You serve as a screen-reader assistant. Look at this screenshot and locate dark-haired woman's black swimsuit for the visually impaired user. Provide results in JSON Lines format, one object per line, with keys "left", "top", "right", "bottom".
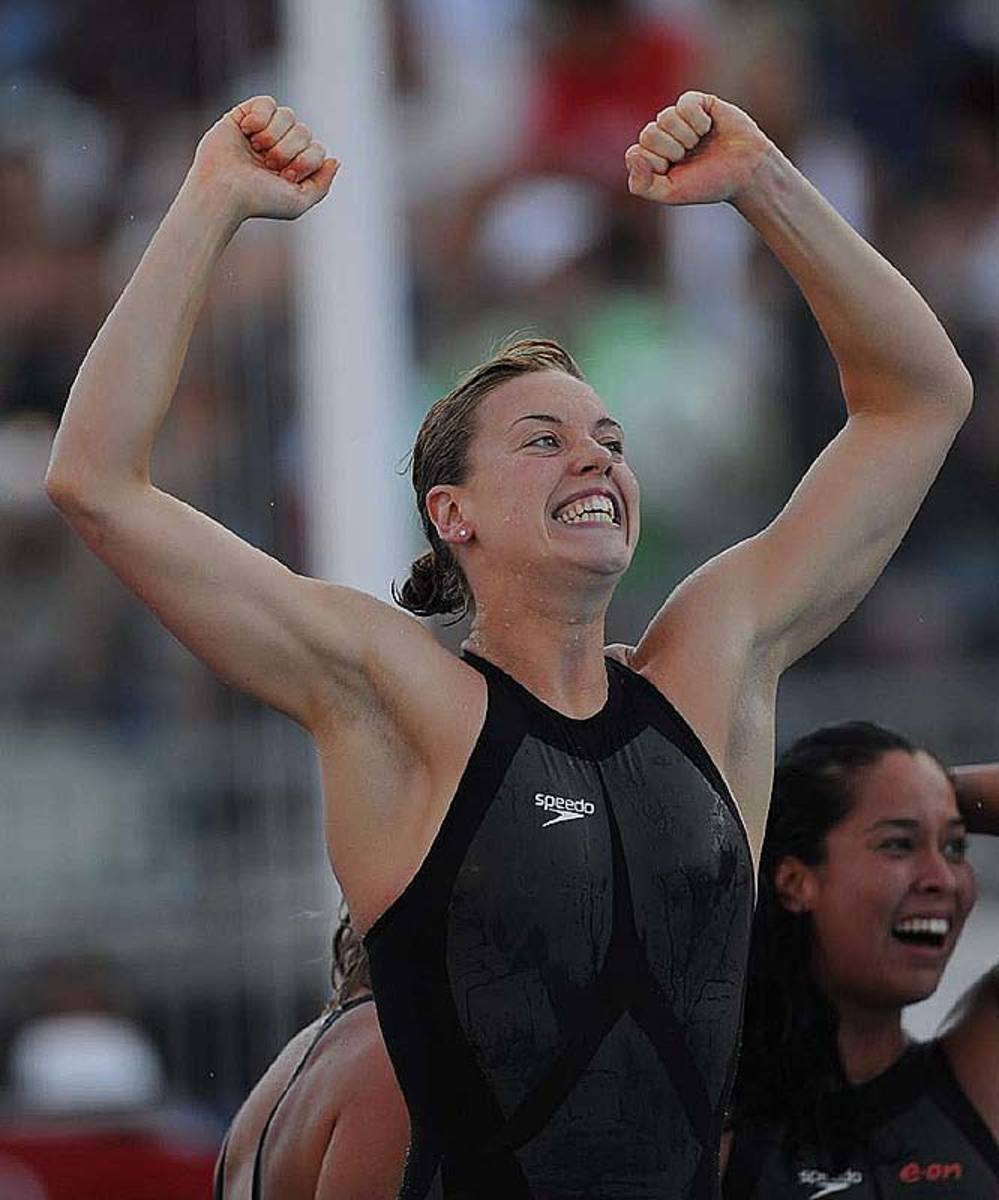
{"left": 365, "top": 651, "right": 755, "bottom": 1199}
{"left": 213, "top": 995, "right": 374, "bottom": 1200}
{"left": 724, "top": 1041, "right": 999, "bottom": 1199}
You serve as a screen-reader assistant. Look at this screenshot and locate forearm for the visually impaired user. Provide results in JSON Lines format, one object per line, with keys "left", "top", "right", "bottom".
{"left": 734, "top": 148, "right": 972, "bottom": 420}
{"left": 950, "top": 763, "right": 999, "bottom": 836}
{"left": 47, "top": 179, "right": 240, "bottom": 501}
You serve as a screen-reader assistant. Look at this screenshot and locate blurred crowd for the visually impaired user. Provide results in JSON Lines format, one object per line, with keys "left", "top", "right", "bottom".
{"left": 0, "top": 0, "right": 996, "bottom": 1163}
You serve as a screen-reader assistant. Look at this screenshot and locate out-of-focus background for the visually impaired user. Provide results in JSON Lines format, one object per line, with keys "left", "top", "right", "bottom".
{"left": 0, "top": 0, "right": 995, "bottom": 1191}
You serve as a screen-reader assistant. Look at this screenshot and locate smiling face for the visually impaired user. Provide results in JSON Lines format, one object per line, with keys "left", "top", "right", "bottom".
{"left": 785, "top": 750, "right": 977, "bottom": 1013}
{"left": 428, "top": 370, "right": 640, "bottom": 602}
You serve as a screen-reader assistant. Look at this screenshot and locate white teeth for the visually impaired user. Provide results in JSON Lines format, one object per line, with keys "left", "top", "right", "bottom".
{"left": 892, "top": 917, "right": 950, "bottom": 936}
{"left": 555, "top": 495, "right": 618, "bottom": 524}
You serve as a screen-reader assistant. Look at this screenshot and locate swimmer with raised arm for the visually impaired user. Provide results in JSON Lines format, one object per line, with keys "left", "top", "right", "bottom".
{"left": 47, "top": 91, "right": 972, "bottom": 1197}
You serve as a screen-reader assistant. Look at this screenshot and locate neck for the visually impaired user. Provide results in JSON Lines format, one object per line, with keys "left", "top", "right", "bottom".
{"left": 463, "top": 589, "right": 611, "bottom": 718}
{"left": 835, "top": 1001, "right": 908, "bottom": 1085}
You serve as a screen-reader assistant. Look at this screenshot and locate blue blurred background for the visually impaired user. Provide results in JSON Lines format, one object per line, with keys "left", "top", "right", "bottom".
{"left": 0, "top": 0, "right": 995, "bottom": 1190}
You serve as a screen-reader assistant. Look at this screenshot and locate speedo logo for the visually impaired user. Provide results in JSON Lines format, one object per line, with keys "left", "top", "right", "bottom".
{"left": 534, "top": 791, "right": 595, "bottom": 827}
{"left": 797, "top": 1168, "right": 863, "bottom": 1199}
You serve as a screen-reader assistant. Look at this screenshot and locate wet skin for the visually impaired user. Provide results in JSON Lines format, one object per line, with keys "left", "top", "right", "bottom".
{"left": 430, "top": 371, "right": 642, "bottom": 601}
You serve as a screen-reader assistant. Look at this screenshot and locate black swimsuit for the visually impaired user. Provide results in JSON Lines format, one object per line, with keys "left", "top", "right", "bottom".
{"left": 724, "top": 1041, "right": 999, "bottom": 1199}
{"left": 213, "top": 994, "right": 374, "bottom": 1200}
{"left": 365, "top": 651, "right": 755, "bottom": 1199}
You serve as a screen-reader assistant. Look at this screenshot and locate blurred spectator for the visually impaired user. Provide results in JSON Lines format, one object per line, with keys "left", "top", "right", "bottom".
{"left": 0, "top": 957, "right": 217, "bottom": 1199}
{"left": 527, "top": 0, "right": 700, "bottom": 184}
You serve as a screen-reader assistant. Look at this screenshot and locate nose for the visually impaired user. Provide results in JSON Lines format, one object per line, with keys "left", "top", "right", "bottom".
{"left": 572, "top": 437, "right": 614, "bottom": 476}
{"left": 914, "top": 846, "right": 959, "bottom": 895}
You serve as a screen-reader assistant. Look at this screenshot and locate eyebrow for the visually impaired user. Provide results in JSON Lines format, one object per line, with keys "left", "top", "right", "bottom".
{"left": 509, "top": 413, "right": 624, "bottom": 434}
{"left": 863, "top": 817, "right": 967, "bottom": 834}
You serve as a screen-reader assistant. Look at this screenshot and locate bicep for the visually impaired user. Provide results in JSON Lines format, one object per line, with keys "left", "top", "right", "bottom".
{"left": 740, "top": 409, "right": 960, "bottom": 670}
{"left": 55, "top": 481, "right": 397, "bottom": 725}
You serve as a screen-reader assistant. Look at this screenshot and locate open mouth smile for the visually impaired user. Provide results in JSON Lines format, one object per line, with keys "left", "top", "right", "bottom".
{"left": 890, "top": 915, "right": 951, "bottom": 950}
{"left": 551, "top": 491, "right": 622, "bottom": 527}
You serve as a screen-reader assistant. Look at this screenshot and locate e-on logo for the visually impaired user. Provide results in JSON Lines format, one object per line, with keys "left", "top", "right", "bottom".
{"left": 898, "top": 1161, "right": 963, "bottom": 1185}
{"left": 534, "top": 792, "right": 596, "bottom": 828}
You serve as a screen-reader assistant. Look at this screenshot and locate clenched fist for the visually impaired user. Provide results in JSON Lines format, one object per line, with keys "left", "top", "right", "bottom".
{"left": 186, "top": 96, "right": 339, "bottom": 224}
{"left": 625, "top": 92, "right": 772, "bottom": 207}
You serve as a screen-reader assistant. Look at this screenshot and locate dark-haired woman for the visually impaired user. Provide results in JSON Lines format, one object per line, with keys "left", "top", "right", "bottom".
{"left": 214, "top": 906, "right": 408, "bottom": 1200}
{"left": 47, "top": 87, "right": 972, "bottom": 1198}
{"left": 723, "top": 723, "right": 999, "bottom": 1198}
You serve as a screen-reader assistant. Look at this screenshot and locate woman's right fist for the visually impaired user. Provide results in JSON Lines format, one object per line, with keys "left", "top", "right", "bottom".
{"left": 187, "top": 96, "right": 339, "bottom": 224}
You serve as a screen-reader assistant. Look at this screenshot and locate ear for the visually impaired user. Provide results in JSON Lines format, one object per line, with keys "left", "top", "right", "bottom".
{"left": 426, "top": 485, "right": 472, "bottom": 545}
{"left": 773, "top": 856, "right": 819, "bottom": 914}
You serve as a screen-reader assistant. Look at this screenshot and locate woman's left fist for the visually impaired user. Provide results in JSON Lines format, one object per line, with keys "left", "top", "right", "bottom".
{"left": 625, "top": 91, "right": 772, "bottom": 207}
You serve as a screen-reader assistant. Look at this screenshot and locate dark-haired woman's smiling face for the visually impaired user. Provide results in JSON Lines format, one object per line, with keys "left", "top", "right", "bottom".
{"left": 804, "top": 750, "right": 977, "bottom": 1011}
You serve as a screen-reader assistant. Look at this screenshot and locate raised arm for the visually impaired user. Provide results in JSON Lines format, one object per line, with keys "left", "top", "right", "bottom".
{"left": 623, "top": 93, "right": 972, "bottom": 824}
{"left": 627, "top": 92, "right": 971, "bottom": 669}
{"left": 46, "top": 97, "right": 436, "bottom": 730}
{"left": 951, "top": 763, "right": 999, "bottom": 836}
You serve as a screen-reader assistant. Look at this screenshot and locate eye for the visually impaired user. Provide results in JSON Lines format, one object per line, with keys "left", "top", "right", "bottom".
{"left": 943, "top": 837, "right": 968, "bottom": 863}
{"left": 526, "top": 433, "right": 560, "bottom": 450}
{"left": 601, "top": 439, "right": 625, "bottom": 456}
{"left": 879, "top": 837, "right": 915, "bottom": 855}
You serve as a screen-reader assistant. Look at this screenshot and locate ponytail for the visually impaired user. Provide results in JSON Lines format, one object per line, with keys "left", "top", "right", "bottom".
{"left": 393, "top": 545, "right": 470, "bottom": 620}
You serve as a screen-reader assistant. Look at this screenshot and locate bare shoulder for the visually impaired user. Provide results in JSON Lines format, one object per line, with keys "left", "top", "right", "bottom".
{"left": 239, "top": 1002, "right": 407, "bottom": 1200}
{"left": 940, "top": 966, "right": 999, "bottom": 1139}
{"left": 219, "top": 1015, "right": 333, "bottom": 1199}
{"left": 320, "top": 999, "right": 399, "bottom": 1095}
{"left": 313, "top": 1001, "right": 410, "bottom": 1200}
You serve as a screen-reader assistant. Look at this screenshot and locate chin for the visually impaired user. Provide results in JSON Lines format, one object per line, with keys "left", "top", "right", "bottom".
{"left": 573, "top": 545, "right": 635, "bottom": 577}
{"left": 886, "top": 971, "right": 946, "bottom": 1010}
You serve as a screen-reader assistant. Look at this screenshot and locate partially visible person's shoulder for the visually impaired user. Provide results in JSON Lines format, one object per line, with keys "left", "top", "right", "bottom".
{"left": 219, "top": 1013, "right": 333, "bottom": 1199}
{"left": 253, "top": 999, "right": 407, "bottom": 1198}
{"left": 939, "top": 967, "right": 999, "bottom": 1140}
{"left": 309, "top": 998, "right": 388, "bottom": 1087}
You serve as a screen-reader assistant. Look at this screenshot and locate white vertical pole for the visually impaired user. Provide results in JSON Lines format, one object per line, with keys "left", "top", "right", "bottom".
{"left": 283, "top": 0, "right": 412, "bottom": 599}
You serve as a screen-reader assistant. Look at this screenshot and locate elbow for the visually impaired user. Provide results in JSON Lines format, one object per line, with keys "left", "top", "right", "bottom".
{"left": 44, "top": 460, "right": 78, "bottom": 512}
{"left": 907, "top": 357, "right": 973, "bottom": 435}
{"left": 44, "top": 456, "right": 93, "bottom": 516}
{"left": 45, "top": 441, "right": 146, "bottom": 519}
{"left": 949, "top": 360, "right": 974, "bottom": 427}
{"left": 934, "top": 332, "right": 974, "bottom": 424}
{"left": 917, "top": 352, "right": 973, "bottom": 430}
{"left": 44, "top": 457, "right": 121, "bottom": 524}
